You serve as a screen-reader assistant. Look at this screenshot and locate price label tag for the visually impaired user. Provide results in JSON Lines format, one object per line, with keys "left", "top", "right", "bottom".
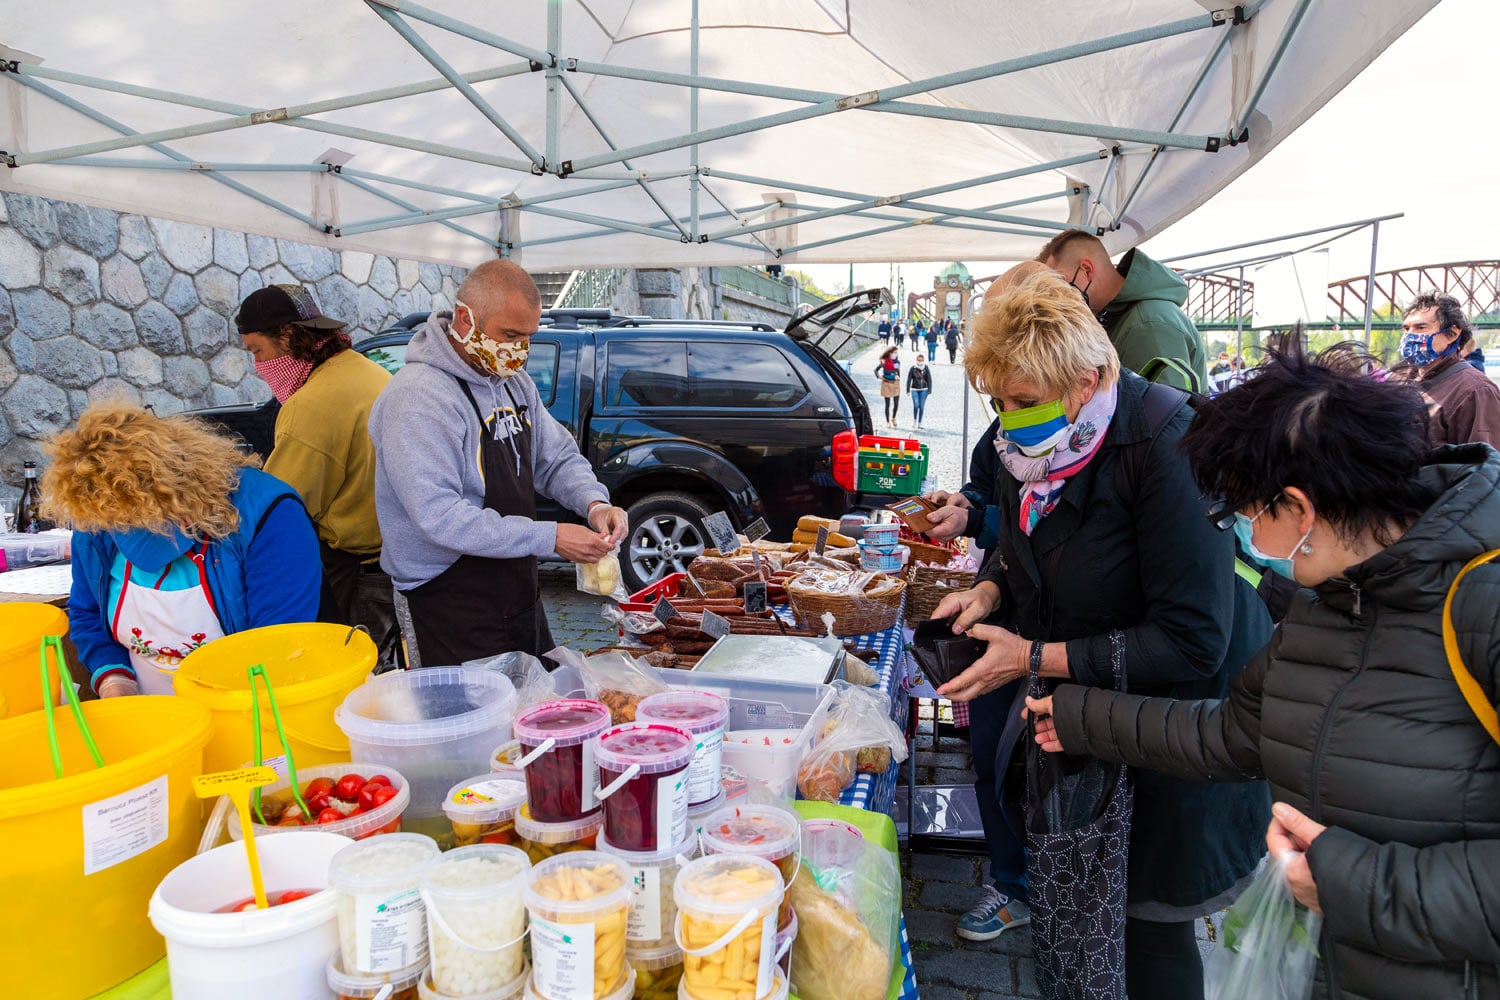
{"left": 743, "top": 581, "right": 768, "bottom": 614}
{"left": 191, "top": 766, "right": 278, "bottom": 799}
{"left": 700, "top": 609, "right": 731, "bottom": 639}
{"left": 653, "top": 597, "right": 679, "bottom": 624}
{"left": 815, "top": 525, "right": 830, "bottom": 555}
{"left": 743, "top": 517, "right": 770, "bottom": 543}
{"left": 703, "top": 511, "right": 740, "bottom": 555}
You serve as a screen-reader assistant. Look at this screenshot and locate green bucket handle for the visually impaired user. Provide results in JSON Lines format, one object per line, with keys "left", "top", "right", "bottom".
{"left": 40, "top": 635, "right": 105, "bottom": 779}
{"left": 247, "top": 663, "right": 312, "bottom": 824}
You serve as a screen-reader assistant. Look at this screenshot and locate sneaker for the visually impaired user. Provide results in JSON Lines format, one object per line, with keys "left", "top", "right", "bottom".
{"left": 956, "top": 886, "right": 1030, "bottom": 942}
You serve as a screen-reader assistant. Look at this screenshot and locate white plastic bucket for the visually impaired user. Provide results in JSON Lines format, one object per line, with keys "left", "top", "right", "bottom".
{"left": 148, "top": 831, "right": 352, "bottom": 1000}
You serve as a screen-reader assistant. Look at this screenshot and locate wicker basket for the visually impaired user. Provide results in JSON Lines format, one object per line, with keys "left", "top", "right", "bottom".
{"left": 902, "top": 539, "right": 955, "bottom": 571}
{"left": 906, "top": 564, "right": 978, "bottom": 621}
{"left": 787, "top": 573, "right": 906, "bottom": 635}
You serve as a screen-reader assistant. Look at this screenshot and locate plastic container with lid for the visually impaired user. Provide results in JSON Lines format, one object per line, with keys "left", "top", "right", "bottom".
{"left": 513, "top": 700, "right": 612, "bottom": 822}
{"left": 422, "top": 844, "right": 530, "bottom": 997}
{"left": 635, "top": 692, "right": 728, "bottom": 807}
{"left": 334, "top": 667, "right": 519, "bottom": 831}
{"left": 673, "top": 855, "right": 784, "bottom": 1000}
{"left": 515, "top": 805, "right": 604, "bottom": 865}
{"left": 676, "top": 974, "right": 787, "bottom": 1000}
{"left": 596, "top": 829, "right": 697, "bottom": 951}
{"left": 327, "top": 957, "right": 426, "bottom": 1000}
{"left": 329, "top": 832, "right": 441, "bottom": 974}
{"left": 627, "top": 944, "right": 683, "bottom": 1000}
{"left": 222, "top": 762, "right": 409, "bottom": 844}
{"left": 491, "top": 740, "right": 524, "bottom": 778}
{"left": 684, "top": 789, "right": 725, "bottom": 840}
{"left": 444, "top": 775, "right": 528, "bottom": 847}
{"left": 523, "top": 852, "right": 633, "bottom": 1000}
{"left": 523, "top": 966, "right": 636, "bottom": 1000}
{"left": 773, "top": 908, "right": 796, "bottom": 980}
{"left": 594, "top": 723, "right": 693, "bottom": 852}
{"left": 420, "top": 961, "right": 530, "bottom": 1000}
{"left": 697, "top": 805, "right": 801, "bottom": 929}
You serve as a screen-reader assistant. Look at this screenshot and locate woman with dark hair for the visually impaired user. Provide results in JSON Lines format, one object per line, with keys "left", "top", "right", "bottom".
{"left": 934, "top": 271, "right": 1272, "bottom": 999}
{"left": 1028, "top": 344, "right": 1500, "bottom": 999}
{"left": 875, "top": 344, "right": 902, "bottom": 426}
{"left": 235, "top": 284, "right": 396, "bottom": 656}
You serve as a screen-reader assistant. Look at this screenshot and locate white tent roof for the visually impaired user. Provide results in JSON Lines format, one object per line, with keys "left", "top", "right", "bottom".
{"left": 0, "top": 0, "right": 1435, "bottom": 269}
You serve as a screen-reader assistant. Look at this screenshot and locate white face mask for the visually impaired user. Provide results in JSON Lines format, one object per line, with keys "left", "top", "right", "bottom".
{"left": 452, "top": 300, "right": 530, "bottom": 379}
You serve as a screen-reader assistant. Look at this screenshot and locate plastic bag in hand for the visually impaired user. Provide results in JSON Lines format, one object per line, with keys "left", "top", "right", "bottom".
{"left": 577, "top": 545, "right": 629, "bottom": 600}
{"left": 1205, "top": 851, "right": 1322, "bottom": 1000}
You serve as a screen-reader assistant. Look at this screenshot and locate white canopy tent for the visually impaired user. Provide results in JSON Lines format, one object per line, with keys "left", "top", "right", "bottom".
{"left": 0, "top": 0, "right": 1436, "bottom": 270}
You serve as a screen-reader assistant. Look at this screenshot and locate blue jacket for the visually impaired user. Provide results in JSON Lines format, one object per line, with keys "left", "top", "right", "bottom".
{"left": 70, "top": 467, "right": 323, "bottom": 692}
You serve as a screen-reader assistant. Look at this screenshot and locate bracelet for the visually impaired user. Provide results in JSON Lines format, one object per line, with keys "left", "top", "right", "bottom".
{"left": 1029, "top": 639, "right": 1045, "bottom": 679}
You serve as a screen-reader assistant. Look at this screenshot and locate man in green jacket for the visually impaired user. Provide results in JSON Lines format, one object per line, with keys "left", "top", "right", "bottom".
{"left": 1038, "top": 229, "right": 1209, "bottom": 392}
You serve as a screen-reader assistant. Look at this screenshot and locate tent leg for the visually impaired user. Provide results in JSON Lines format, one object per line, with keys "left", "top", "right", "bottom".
{"left": 1363, "top": 220, "right": 1381, "bottom": 345}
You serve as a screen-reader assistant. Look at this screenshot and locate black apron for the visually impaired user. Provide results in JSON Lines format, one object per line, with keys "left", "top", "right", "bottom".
{"left": 404, "top": 376, "right": 554, "bottom": 665}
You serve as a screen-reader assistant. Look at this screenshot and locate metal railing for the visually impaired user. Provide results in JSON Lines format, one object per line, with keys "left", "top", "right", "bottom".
{"left": 553, "top": 268, "right": 626, "bottom": 310}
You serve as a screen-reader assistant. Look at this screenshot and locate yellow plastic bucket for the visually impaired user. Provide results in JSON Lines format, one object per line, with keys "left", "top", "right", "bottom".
{"left": 0, "top": 602, "right": 69, "bottom": 715}
{"left": 173, "top": 623, "right": 377, "bottom": 773}
{"left": 0, "top": 695, "right": 213, "bottom": 999}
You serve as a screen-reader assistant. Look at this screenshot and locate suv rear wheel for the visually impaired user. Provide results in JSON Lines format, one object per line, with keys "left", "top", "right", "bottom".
{"left": 623, "top": 492, "right": 711, "bottom": 592}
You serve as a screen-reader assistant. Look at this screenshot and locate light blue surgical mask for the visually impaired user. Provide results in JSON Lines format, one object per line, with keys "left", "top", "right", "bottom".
{"left": 1232, "top": 503, "right": 1312, "bottom": 579}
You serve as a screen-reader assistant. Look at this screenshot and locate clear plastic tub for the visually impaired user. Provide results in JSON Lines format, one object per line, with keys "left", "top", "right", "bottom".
{"left": 513, "top": 700, "right": 611, "bottom": 823}
{"left": 328, "top": 832, "right": 441, "bottom": 974}
{"left": 327, "top": 956, "right": 426, "bottom": 1000}
{"left": 523, "top": 852, "right": 633, "bottom": 1000}
{"left": 422, "top": 844, "right": 531, "bottom": 997}
{"left": 225, "top": 763, "right": 409, "bottom": 842}
{"left": 335, "top": 667, "right": 519, "bottom": 835}
{"left": 628, "top": 944, "right": 683, "bottom": 1000}
{"left": 420, "top": 961, "right": 530, "bottom": 1000}
{"left": 596, "top": 829, "right": 697, "bottom": 951}
{"left": 524, "top": 966, "right": 636, "bottom": 1000}
{"left": 685, "top": 790, "right": 726, "bottom": 840}
{"left": 491, "top": 740, "right": 524, "bottom": 778}
{"left": 697, "top": 805, "right": 801, "bottom": 929}
{"left": 634, "top": 692, "right": 728, "bottom": 807}
{"left": 444, "top": 774, "right": 528, "bottom": 847}
{"left": 515, "top": 805, "right": 604, "bottom": 865}
{"left": 673, "top": 855, "right": 784, "bottom": 1000}
{"left": 676, "top": 974, "right": 787, "bottom": 1000}
{"left": 595, "top": 724, "right": 693, "bottom": 852}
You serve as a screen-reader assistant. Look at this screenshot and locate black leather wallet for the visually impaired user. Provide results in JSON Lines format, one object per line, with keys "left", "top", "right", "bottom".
{"left": 910, "top": 615, "right": 986, "bottom": 687}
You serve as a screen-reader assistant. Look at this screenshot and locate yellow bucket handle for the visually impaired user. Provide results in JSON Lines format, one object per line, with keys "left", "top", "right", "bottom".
{"left": 247, "top": 664, "right": 312, "bottom": 823}
{"left": 40, "top": 635, "right": 105, "bottom": 779}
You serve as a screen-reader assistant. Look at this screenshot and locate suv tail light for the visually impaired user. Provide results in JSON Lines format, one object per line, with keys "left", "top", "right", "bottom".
{"left": 831, "top": 428, "right": 858, "bottom": 492}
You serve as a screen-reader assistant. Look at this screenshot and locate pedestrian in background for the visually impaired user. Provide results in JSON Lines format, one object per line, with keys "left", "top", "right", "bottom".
{"left": 907, "top": 354, "right": 933, "bottom": 429}
{"left": 945, "top": 319, "right": 961, "bottom": 363}
{"left": 875, "top": 344, "right": 902, "bottom": 426}
{"left": 925, "top": 320, "right": 940, "bottom": 361}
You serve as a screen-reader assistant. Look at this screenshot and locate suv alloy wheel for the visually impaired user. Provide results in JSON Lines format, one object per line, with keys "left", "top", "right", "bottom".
{"left": 622, "top": 491, "right": 713, "bottom": 592}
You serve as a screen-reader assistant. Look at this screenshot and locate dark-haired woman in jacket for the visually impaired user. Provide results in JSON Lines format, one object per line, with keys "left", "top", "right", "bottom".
{"left": 1029, "top": 343, "right": 1500, "bottom": 999}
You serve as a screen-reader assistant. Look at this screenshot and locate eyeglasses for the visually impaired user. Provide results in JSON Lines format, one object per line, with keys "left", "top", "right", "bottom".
{"left": 1206, "top": 493, "right": 1281, "bottom": 531}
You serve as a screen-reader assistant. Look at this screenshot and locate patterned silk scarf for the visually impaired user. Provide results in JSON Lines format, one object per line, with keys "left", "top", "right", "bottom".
{"left": 996, "top": 381, "right": 1119, "bottom": 535}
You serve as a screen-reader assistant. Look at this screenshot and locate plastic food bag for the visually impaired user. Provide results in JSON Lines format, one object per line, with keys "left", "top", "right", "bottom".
{"left": 797, "top": 682, "right": 908, "bottom": 801}
{"left": 547, "top": 647, "right": 669, "bottom": 724}
{"left": 1205, "top": 851, "right": 1322, "bottom": 1000}
{"left": 577, "top": 546, "right": 629, "bottom": 600}
{"left": 789, "top": 821, "right": 901, "bottom": 1000}
{"left": 463, "top": 651, "right": 557, "bottom": 711}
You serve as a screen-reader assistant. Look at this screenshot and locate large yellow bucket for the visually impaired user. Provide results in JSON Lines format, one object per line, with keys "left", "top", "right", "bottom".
{"left": 0, "top": 695, "right": 213, "bottom": 999}
{"left": 0, "top": 602, "right": 69, "bottom": 716}
{"left": 173, "top": 623, "right": 377, "bottom": 773}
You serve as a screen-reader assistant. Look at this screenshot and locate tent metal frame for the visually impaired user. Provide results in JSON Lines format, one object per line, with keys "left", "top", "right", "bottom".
{"left": 2, "top": 0, "right": 1288, "bottom": 260}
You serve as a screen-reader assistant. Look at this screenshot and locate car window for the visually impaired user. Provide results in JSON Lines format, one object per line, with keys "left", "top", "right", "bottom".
{"left": 606, "top": 342, "right": 689, "bottom": 407}
{"left": 526, "top": 342, "right": 559, "bottom": 406}
{"left": 363, "top": 343, "right": 406, "bottom": 375}
{"left": 688, "top": 343, "right": 807, "bottom": 407}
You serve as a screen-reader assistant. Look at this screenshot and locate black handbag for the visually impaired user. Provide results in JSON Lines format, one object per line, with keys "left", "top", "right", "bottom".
{"left": 1025, "top": 630, "right": 1133, "bottom": 1000}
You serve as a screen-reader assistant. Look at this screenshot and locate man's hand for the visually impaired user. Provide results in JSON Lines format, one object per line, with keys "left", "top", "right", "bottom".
{"left": 924, "top": 504, "right": 970, "bottom": 542}
{"left": 924, "top": 489, "right": 953, "bottom": 505}
{"left": 556, "top": 523, "right": 614, "bottom": 564}
{"left": 936, "top": 623, "right": 1027, "bottom": 702}
{"left": 588, "top": 503, "right": 629, "bottom": 546}
{"left": 1266, "top": 803, "right": 1327, "bottom": 914}
{"left": 932, "top": 582, "right": 999, "bottom": 631}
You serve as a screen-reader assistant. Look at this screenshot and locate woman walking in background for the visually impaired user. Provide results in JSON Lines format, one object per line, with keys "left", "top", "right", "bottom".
{"left": 945, "top": 319, "right": 962, "bottom": 363}
{"left": 925, "top": 320, "right": 941, "bottom": 362}
{"left": 876, "top": 344, "right": 902, "bottom": 426}
{"left": 907, "top": 354, "right": 933, "bottom": 429}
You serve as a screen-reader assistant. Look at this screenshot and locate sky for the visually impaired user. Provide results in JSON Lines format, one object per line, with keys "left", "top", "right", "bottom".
{"left": 800, "top": 0, "right": 1491, "bottom": 299}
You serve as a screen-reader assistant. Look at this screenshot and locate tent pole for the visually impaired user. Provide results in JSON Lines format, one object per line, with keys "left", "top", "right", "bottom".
{"left": 1236, "top": 265, "right": 1245, "bottom": 368}
{"left": 546, "top": 0, "right": 562, "bottom": 171}
{"left": 1363, "top": 220, "right": 1381, "bottom": 345}
{"left": 690, "top": 0, "right": 701, "bottom": 242}
{"left": 336, "top": 174, "right": 501, "bottom": 247}
{"left": 334, "top": 178, "right": 644, "bottom": 235}
{"left": 1160, "top": 214, "right": 1404, "bottom": 263}
{"left": 1236, "top": 0, "right": 1316, "bottom": 135}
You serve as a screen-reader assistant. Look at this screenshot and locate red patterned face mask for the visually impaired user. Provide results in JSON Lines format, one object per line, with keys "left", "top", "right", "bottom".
{"left": 255, "top": 354, "right": 315, "bottom": 402}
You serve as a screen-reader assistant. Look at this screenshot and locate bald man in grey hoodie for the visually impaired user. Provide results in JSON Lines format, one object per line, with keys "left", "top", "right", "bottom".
{"left": 369, "top": 261, "right": 626, "bottom": 665}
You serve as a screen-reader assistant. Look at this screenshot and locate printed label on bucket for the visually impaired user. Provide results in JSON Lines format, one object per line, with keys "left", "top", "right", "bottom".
{"left": 531, "top": 913, "right": 596, "bottom": 1000}
{"left": 581, "top": 741, "right": 599, "bottom": 814}
{"left": 626, "top": 864, "right": 663, "bottom": 942}
{"left": 685, "top": 730, "right": 724, "bottom": 804}
{"left": 354, "top": 887, "right": 428, "bottom": 973}
{"left": 657, "top": 773, "right": 688, "bottom": 847}
{"left": 81, "top": 774, "right": 168, "bottom": 876}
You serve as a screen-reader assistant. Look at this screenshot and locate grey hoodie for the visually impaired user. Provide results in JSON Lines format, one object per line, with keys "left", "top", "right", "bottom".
{"left": 369, "top": 313, "right": 609, "bottom": 589}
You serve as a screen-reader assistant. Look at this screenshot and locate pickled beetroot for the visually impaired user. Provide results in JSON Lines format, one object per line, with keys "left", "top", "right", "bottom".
{"left": 595, "top": 724, "right": 693, "bottom": 851}
{"left": 514, "top": 700, "right": 610, "bottom": 823}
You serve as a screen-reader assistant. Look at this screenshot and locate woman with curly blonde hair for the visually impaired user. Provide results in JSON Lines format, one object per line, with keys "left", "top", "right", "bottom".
{"left": 44, "top": 401, "right": 322, "bottom": 697}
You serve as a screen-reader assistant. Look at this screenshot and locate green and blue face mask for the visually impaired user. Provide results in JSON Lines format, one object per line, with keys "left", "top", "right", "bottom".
{"left": 995, "top": 398, "right": 1070, "bottom": 456}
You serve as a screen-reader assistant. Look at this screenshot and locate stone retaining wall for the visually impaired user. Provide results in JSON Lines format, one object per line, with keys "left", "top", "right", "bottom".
{"left": 0, "top": 192, "right": 469, "bottom": 492}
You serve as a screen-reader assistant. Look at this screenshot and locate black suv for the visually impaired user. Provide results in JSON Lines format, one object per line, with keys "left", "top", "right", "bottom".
{"left": 190, "top": 291, "right": 882, "bottom": 591}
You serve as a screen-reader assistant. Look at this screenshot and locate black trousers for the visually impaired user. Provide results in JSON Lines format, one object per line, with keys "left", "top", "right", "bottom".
{"left": 1126, "top": 917, "right": 1203, "bottom": 1000}
{"left": 320, "top": 542, "right": 400, "bottom": 670}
